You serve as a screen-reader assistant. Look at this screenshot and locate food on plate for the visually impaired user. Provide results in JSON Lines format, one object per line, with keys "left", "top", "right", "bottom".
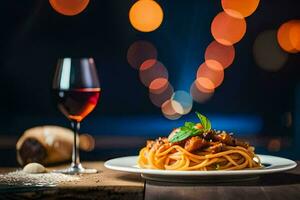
{"left": 138, "top": 112, "right": 261, "bottom": 170}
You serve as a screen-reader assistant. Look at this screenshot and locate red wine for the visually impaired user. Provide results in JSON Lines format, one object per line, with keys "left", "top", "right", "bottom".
{"left": 54, "top": 88, "right": 100, "bottom": 122}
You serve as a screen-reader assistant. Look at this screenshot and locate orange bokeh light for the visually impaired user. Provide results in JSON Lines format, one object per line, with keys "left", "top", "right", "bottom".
{"left": 49, "top": 0, "right": 90, "bottom": 16}
{"left": 127, "top": 41, "right": 158, "bottom": 70}
{"left": 267, "top": 139, "right": 281, "bottom": 152}
{"left": 196, "top": 60, "right": 224, "bottom": 90}
{"left": 139, "top": 59, "right": 168, "bottom": 87}
{"left": 149, "top": 78, "right": 169, "bottom": 94}
{"left": 205, "top": 40, "right": 235, "bottom": 69}
{"left": 80, "top": 134, "right": 95, "bottom": 152}
{"left": 190, "top": 81, "right": 214, "bottom": 103}
{"left": 149, "top": 83, "right": 174, "bottom": 107}
{"left": 195, "top": 77, "right": 215, "bottom": 93}
{"left": 129, "top": 0, "right": 164, "bottom": 32}
{"left": 221, "top": 0, "right": 260, "bottom": 19}
{"left": 211, "top": 11, "right": 246, "bottom": 46}
{"left": 161, "top": 100, "right": 182, "bottom": 120}
{"left": 277, "top": 20, "right": 300, "bottom": 53}
{"left": 290, "top": 22, "right": 300, "bottom": 51}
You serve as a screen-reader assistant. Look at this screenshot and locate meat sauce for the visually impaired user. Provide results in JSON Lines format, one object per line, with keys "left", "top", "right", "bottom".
{"left": 147, "top": 130, "right": 249, "bottom": 153}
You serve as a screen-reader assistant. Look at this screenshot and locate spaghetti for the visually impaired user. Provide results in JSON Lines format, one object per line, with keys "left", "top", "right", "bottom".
{"left": 138, "top": 129, "right": 261, "bottom": 171}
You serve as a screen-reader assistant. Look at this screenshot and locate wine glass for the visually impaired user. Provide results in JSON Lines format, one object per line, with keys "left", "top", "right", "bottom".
{"left": 52, "top": 58, "right": 100, "bottom": 174}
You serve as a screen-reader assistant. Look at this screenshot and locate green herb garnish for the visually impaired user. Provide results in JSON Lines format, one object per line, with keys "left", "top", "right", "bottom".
{"left": 196, "top": 112, "right": 211, "bottom": 131}
{"left": 169, "top": 112, "right": 212, "bottom": 143}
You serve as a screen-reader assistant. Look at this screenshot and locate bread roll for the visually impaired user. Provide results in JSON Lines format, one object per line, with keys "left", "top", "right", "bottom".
{"left": 16, "top": 126, "right": 94, "bottom": 166}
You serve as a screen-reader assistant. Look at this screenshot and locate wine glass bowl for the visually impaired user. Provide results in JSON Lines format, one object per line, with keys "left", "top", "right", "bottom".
{"left": 53, "top": 58, "right": 100, "bottom": 174}
{"left": 54, "top": 88, "right": 100, "bottom": 122}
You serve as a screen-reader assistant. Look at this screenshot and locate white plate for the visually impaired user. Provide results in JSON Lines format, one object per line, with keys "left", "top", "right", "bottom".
{"left": 104, "top": 155, "right": 297, "bottom": 182}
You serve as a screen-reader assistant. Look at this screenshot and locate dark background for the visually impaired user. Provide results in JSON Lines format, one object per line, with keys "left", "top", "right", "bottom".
{"left": 0, "top": 0, "right": 299, "bottom": 166}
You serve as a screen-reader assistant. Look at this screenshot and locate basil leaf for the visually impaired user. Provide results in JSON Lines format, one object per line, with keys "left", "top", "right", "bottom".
{"left": 184, "top": 122, "right": 195, "bottom": 128}
{"left": 169, "top": 128, "right": 202, "bottom": 143}
{"left": 195, "top": 112, "right": 211, "bottom": 131}
{"left": 168, "top": 112, "right": 211, "bottom": 143}
{"left": 169, "top": 131, "right": 191, "bottom": 143}
{"left": 205, "top": 118, "right": 211, "bottom": 131}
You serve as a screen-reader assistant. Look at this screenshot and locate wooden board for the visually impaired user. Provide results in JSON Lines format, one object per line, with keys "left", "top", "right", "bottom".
{"left": 0, "top": 162, "right": 144, "bottom": 200}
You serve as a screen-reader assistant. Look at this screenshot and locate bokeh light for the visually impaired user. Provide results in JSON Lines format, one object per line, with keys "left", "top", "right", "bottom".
{"left": 221, "top": 0, "right": 260, "bottom": 19}
{"left": 80, "top": 134, "right": 95, "bottom": 152}
{"left": 190, "top": 81, "right": 214, "bottom": 103}
{"left": 290, "top": 22, "right": 300, "bottom": 51}
{"left": 277, "top": 20, "right": 300, "bottom": 53}
{"left": 49, "top": 0, "right": 90, "bottom": 16}
{"left": 253, "top": 30, "right": 288, "bottom": 72}
{"left": 171, "top": 90, "right": 193, "bottom": 115}
{"left": 196, "top": 60, "right": 224, "bottom": 90}
{"left": 195, "top": 77, "right": 215, "bottom": 93}
{"left": 161, "top": 100, "right": 182, "bottom": 120}
{"left": 211, "top": 11, "right": 246, "bottom": 46}
{"left": 149, "top": 83, "right": 174, "bottom": 107}
{"left": 149, "top": 78, "right": 169, "bottom": 94}
{"left": 139, "top": 59, "right": 168, "bottom": 87}
{"left": 129, "top": 0, "right": 164, "bottom": 32}
{"left": 205, "top": 40, "right": 235, "bottom": 69}
{"left": 268, "top": 139, "right": 281, "bottom": 152}
{"left": 127, "top": 41, "right": 158, "bottom": 70}
{"left": 282, "top": 112, "right": 292, "bottom": 128}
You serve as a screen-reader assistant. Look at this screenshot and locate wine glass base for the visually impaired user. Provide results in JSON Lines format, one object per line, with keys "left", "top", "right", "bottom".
{"left": 53, "top": 163, "right": 98, "bottom": 174}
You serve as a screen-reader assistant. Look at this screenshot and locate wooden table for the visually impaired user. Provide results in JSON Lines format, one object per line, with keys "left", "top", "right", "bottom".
{"left": 1, "top": 162, "right": 300, "bottom": 200}
{"left": 145, "top": 161, "right": 300, "bottom": 200}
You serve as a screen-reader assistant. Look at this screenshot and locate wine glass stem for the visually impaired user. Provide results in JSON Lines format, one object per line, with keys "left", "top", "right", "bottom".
{"left": 71, "top": 121, "right": 81, "bottom": 168}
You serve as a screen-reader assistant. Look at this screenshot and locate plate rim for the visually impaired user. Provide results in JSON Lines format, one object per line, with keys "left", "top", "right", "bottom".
{"left": 104, "top": 154, "right": 297, "bottom": 176}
